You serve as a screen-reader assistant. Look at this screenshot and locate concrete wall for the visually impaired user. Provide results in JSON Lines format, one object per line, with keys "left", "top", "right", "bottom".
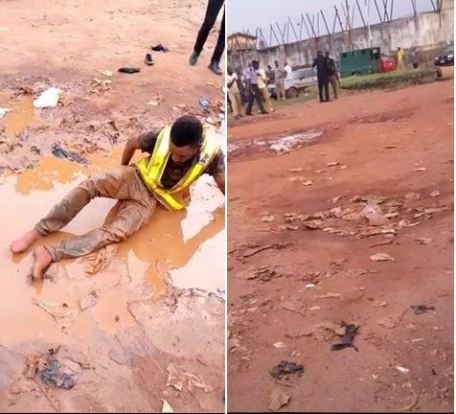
{"left": 228, "top": 1, "right": 454, "bottom": 72}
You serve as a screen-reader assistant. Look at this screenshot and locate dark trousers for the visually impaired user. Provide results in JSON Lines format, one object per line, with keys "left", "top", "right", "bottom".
{"left": 318, "top": 76, "right": 329, "bottom": 102}
{"left": 245, "top": 84, "right": 267, "bottom": 115}
{"left": 193, "top": 0, "right": 225, "bottom": 64}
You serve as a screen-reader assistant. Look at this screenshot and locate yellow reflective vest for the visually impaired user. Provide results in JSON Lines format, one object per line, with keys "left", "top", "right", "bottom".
{"left": 136, "top": 126, "right": 220, "bottom": 211}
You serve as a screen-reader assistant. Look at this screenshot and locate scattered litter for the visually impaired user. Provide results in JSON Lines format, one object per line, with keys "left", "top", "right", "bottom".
{"left": 52, "top": 144, "right": 88, "bottom": 164}
{"left": 269, "top": 388, "right": 291, "bottom": 411}
{"left": 147, "top": 100, "right": 160, "bottom": 106}
{"left": 79, "top": 290, "right": 98, "bottom": 311}
{"left": 415, "top": 237, "right": 432, "bottom": 245}
{"left": 270, "top": 361, "right": 304, "bottom": 379}
{"left": 144, "top": 53, "right": 154, "bottom": 66}
{"left": 161, "top": 400, "right": 174, "bottom": 413}
{"left": 395, "top": 365, "right": 410, "bottom": 374}
{"left": 288, "top": 167, "right": 303, "bottom": 172}
{"left": 302, "top": 180, "right": 313, "bottom": 186}
{"left": 39, "top": 358, "right": 76, "bottom": 389}
{"left": 370, "top": 252, "right": 395, "bottom": 262}
{"left": 430, "top": 190, "right": 440, "bottom": 197}
{"left": 269, "top": 132, "right": 323, "bottom": 153}
{"left": 415, "top": 167, "right": 426, "bottom": 172}
{"left": 366, "top": 195, "right": 386, "bottom": 205}
{"left": 332, "top": 195, "right": 342, "bottom": 203}
{"left": 166, "top": 363, "right": 213, "bottom": 393}
{"left": 411, "top": 304, "right": 435, "bottom": 315}
{"left": 118, "top": 67, "right": 140, "bottom": 74}
{"left": 151, "top": 43, "right": 169, "bottom": 52}
{"left": 310, "top": 306, "right": 320, "bottom": 311}
{"left": 0, "top": 107, "right": 11, "bottom": 118}
{"left": 331, "top": 321, "right": 359, "bottom": 351}
{"left": 340, "top": 165, "right": 347, "bottom": 169}
{"left": 33, "top": 87, "right": 62, "bottom": 108}
{"left": 305, "top": 283, "right": 316, "bottom": 289}
{"left": 241, "top": 243, "right": 288, "bottom": 258}
{"left": 327, "top": 161, "right": 340, "bottom": 167}
{"left": 261, "top": 215, "right": 275, "bottom": 223}
{"left": 411, "top": 338, "right": 424, "bottom": 343}
{"left": 198, "top": 97, "right": 210, "bottom": 113}
{"left": 361, "top": 204, "right": 386, "bottom": 226}
{"left": 317, "top": 292, "right": 341, "bottom": 299}
{"left": 273, "top": 342, "right": 287, "bottom": 349}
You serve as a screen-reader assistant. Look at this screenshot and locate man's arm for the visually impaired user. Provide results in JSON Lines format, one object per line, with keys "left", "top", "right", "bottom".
{"left": 121, "top": 135, "right": 140, "bottom": 166}
{"left": 121, "top": 129, "right": 160, "bottom": 166}
{"left": 213, "top": 172, "right": 225, "bottom": 195}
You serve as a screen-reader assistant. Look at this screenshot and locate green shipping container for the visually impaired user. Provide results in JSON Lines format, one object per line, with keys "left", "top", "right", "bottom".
{"left": 340, "top": 47, "right": 381, "bottom": 78}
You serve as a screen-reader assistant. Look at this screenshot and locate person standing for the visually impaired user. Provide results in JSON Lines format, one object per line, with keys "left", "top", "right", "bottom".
{"left": 284, "top": 61, "right": 292, "bottom": 78}
{"left": 254, "top": 61, "right": 274, "bottom": 113}
{"left": 266, "top": 64, "right": 275, "bottom": 84}
{"left": 312, "top": 50, "right": 329, "bottom": 103}
{"left": 189, "top": 0, "right": 225, "bottom": 76}
{"left": 396, "top": 47, "right": 406, "bottom": 70}
{"left": 325, "top": 51, "right": 339, "bottom": 100}
{"left": 274, "top": 60, "right": 286, "bottom": 100}
{"left": 245, "top": 62, "right": 268, "bottom": 116}
{"left": 227, "top": 67, "right": 243, "bottom": 120}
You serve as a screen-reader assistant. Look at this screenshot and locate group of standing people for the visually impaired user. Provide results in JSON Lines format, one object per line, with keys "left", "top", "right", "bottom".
{"left": 227, "top": 60, "right": 292, "bottom": 119}
{"left": 312, "top": 50, "right": 340, "bottom": 103}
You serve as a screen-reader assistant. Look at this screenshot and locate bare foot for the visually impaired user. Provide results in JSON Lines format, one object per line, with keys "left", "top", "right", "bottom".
{"left": 31, "top": 246, "right": 53, "bottom": 281}
{"left": 10, "top": 229, "right": 42, "bottom": 254}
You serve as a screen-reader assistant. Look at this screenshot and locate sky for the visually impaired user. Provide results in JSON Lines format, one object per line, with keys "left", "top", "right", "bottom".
{"left": 227, "top": 0, "right": 435, "bottom": 43}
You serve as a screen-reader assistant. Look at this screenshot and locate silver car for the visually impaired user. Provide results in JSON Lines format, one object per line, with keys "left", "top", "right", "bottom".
{"left": 268, "top": 67, "right": 318, "bottom": 98}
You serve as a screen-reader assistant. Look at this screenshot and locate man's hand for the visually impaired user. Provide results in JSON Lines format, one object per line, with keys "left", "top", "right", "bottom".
{"left": 121, "top": 135, "right": 140, "bottom": 166}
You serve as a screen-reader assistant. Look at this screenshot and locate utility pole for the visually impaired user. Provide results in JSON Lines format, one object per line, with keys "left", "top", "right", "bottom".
{"left": 365, "top": 0, "right": 372, "bottom": 48}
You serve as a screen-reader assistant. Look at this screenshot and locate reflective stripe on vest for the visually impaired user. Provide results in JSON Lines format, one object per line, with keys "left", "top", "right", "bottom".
{"left": 136, "top": 126, "right": 220, "bottom": 211}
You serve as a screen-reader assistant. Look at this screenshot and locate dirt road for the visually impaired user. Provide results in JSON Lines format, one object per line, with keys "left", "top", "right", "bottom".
{"left": 0, "top": 0, "right": 225, "bottom": 412}
{"left": 228, "top": 78, "right": 453, "bottom": 412}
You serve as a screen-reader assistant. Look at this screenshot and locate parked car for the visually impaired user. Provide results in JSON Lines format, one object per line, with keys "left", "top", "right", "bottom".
{"left": 340, "top": 47, "right": 396, "bottom": 77}
{"left": 268, "top": 67, "right": 317, "bottom": 99}
{"left": 434, "top": 44, "right": 454, "bottom": 66}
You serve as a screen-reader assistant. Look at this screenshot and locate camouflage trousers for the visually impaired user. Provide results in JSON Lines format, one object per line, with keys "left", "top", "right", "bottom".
{"left": 36, "top": 166, "right": 157, "bottom": 262}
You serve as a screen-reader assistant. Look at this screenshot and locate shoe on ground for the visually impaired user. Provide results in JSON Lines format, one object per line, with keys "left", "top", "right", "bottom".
{"left": 208, "top": 62, "right": 222, "bottom": 75}
{"left": 189, "top": 51, "right": 199, "bottom": 66}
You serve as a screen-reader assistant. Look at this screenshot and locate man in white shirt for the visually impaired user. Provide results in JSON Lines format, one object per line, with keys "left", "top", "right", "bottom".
{"left": 274, "top": 60, "right": 286, "bottom": 100}
{"left": 227, "top": 67, "right": 243, "bottom": 119}
{"left": 254, "top": 61, "right": 274, "bottom": 112}
{"left": 284, "top": 61, "right": 292, "bottom": 77}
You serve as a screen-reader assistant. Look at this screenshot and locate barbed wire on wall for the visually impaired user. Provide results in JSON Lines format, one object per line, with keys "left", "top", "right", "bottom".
{"left": 229, "top": 0, "right": 445, "bottom": 51}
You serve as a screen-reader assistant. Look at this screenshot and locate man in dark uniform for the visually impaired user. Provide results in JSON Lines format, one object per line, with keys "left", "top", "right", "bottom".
{"left": 312, "top": 50, "right": 329, "bottom": 103}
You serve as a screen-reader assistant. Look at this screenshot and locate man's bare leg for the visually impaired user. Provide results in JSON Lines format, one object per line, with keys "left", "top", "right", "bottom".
{"left": 10, "top": 229, "right": 43, "bottom": 254}
{"left": 31, "top": 246, "right": 53, "bottom": 280}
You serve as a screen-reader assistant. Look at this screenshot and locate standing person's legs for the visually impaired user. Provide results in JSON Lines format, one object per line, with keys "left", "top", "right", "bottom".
{"left": 210, "top": 9, "right": 225, "bottom": 66}
{"left": 234, "top": 92, "right": 243, "bottom": 116}
{"left": 317, "top": 77, "right": 324, "bottom": 102}
{"left": 229, "top": 91, "right": 240, "bottom": 117}
{"left": 330, "top": 76, "right": 338, "bottom": 99}
{"left": 323, "top": 79, "right": 330, "bottom": 102}
{"left": 253, "top": 85, "right": 267, "bottom": 114}
{"left": 277, "top": 80, "right": 285, "bottom": 100}
{"left": 260, "top": 87, "right": 273, "bottom": 112}
{"left": 245, "top": 89, "right": 255, "bottom": 115}
{"left": 190, "top": 0, "right": 224, "bottom": 65}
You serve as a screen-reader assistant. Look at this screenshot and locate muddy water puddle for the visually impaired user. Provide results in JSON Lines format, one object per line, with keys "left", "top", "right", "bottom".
{"left": 0, "top": 146, "right": 225, "bottom": 348}
{"left": 228, "top": 131, "right": 323, "bottom": 157}
{"left": 0, "top": 94, "right": 35, "bottom": 138}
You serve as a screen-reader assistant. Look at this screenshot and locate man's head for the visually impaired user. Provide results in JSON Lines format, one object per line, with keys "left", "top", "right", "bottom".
{"left": 170, "top": 115, "right": 203, "bottom": 165}
{"left": 267, "top": 64, "right": 272, "bottom": 70}
{"left": 397, "top": 47, "right": 401, "bottom": 51}
{"left": 317, "top": 50, "right": 323, "bottom": 57}
{"left": 274, "top": 60, "right": 279, "bottom": 67}
{"left": 252, "top": 60, "right": 259, "bottom": 70}
{"left": 325, "top": 51, "right": 330, "bottom": 58}
{"left": 227, "top": 66, "right": 233, "bottom": 75}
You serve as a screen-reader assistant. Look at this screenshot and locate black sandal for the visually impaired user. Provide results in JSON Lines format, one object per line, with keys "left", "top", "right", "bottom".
{"left": 144, "top": 53, "right": 154, "bottom": 66}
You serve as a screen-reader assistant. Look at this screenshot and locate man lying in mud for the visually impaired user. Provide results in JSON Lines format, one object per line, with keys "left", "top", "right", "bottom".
{"left": 10, "top": 115, "right": 225, "bottom": 280}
